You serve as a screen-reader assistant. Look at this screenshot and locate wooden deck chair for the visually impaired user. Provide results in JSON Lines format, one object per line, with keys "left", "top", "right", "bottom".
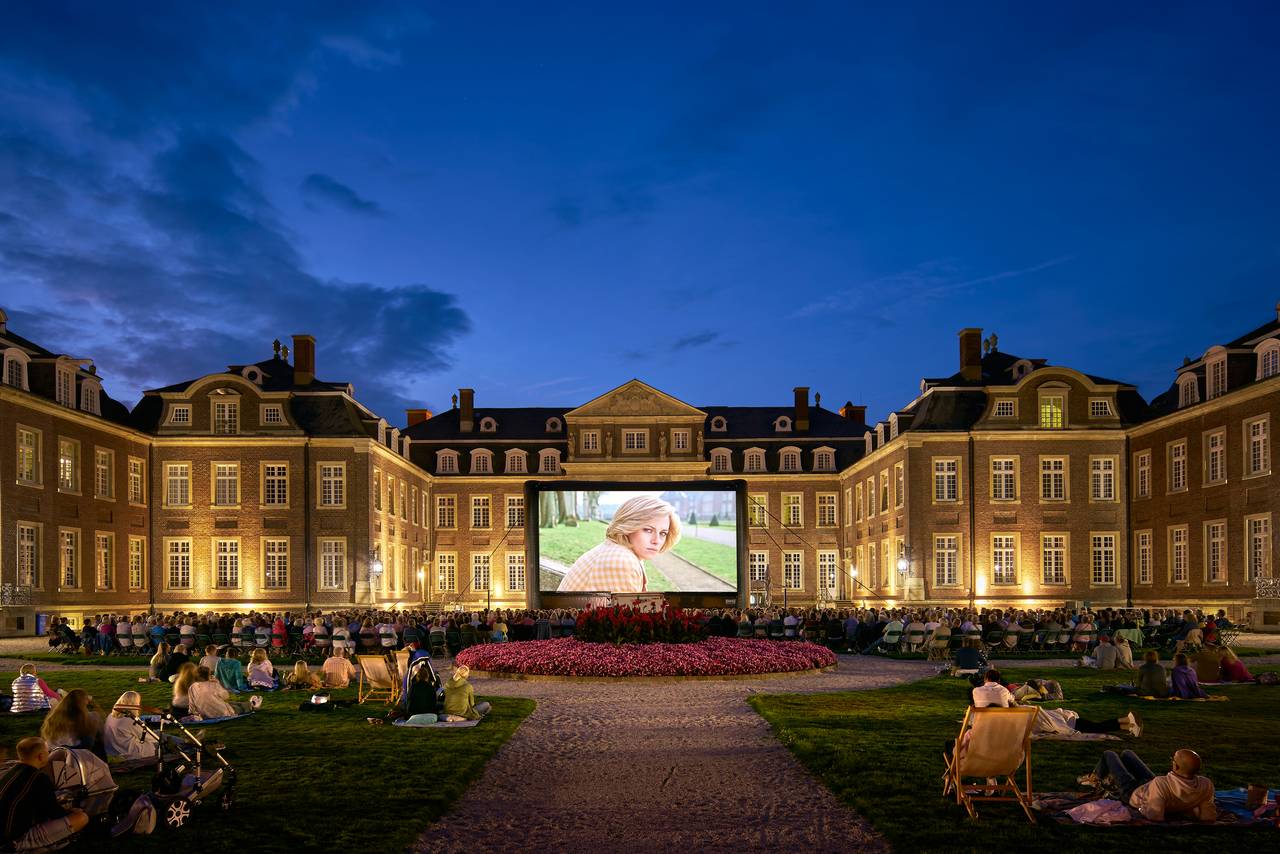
{"left": 394, "top": 649, "right": 411, "bottom": 683}
{"left": 942, "top": 705, "right": 1039, "bottom": 822}
{"left": 357, "top": 654, "right": 399, "bottom": 705}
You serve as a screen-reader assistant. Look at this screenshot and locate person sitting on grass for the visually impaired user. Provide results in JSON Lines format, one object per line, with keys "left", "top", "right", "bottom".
{"left": 1175, "top": 621, "right": 1204, "bottom": 654}
{"left": 1170, "top": 653, "right": 1207, "bottom": 699}
{"left": 442, "top": 665, "right": 490, "bottom": 721}
{"left": 405, "top": 663, "right": 443, "bottom": 719}
{"left": 1093, "top": 635, "right": 1126, "bottom": 669}
{"left": 247, "top": 648, "right": 276, "bottom": 690}
{"left": 139, "top": 643, "right": 169, "bottom": 684}
{"left": 322, "top": 647, "right": 357, "bottom": 689}
{"left": 284, "top": 660, "right": 322, "bottom": 691}
{"left": 188, "top": 666, "right": 260, "bottom": 719}
{"left": 216, "top": 646, "right": 250, "bottom": 693}
{"left": 198, "top": 643, "right": 221, "bottom": 674}
{"left": 170, "top": 662, "right": 201, "bottom": 719}
{"left": 1114, "top": 635, "right": 1136, "bottom": 669}
{"left": 1136, "top": 650, "right": 1169, "bottom": 697}
{"left": 10, "top": 665, "right": 62, "bottom": 714}
{"left": 1081, "top": 748, "right": 1215, "bottom": 822}
{"left": 0, "top": 737, "right": 89, "bottom": 850}
{"left": 1219, "top": 648, "right": 1254, "bottom": 683}
{"left": 160, "top": 643, "right": 190, "bottom": 683}
{"left": 40, "top": 689, "right": 104, "bottom": 755}
{"left": 105, "top": 690, "right": 177, "bottom": 762}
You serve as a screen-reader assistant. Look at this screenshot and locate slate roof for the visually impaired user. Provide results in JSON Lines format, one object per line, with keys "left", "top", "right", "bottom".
{"left": 145, "top": 356, "right": 350, "bottom": 395}
{"left": 1, "top": 327, "right": 134, "bottom": 428}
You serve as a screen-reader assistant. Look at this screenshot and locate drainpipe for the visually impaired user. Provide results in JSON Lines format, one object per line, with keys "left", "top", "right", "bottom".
{"left": 968, "top": 435, "right": 977, "bottom": 610}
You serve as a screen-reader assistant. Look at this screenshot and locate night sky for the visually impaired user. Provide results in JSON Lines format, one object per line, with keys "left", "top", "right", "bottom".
{"left": 2, "top": 2, "right": 1277, "bottom": 424}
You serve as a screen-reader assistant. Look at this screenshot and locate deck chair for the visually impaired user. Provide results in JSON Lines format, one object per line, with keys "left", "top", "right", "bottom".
{"left": 394, "top": 649, "right": 411, "bottom": 684}
{"left": 357, "top": 654, "right": 399, "bottom": 705}
{"left": 943, "top": 706, "right": 1039, "bottom": 822}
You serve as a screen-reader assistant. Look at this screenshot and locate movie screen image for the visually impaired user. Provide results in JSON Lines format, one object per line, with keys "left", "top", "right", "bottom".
{"left": 537, "top": 489, "right": 739, "bottom": 594}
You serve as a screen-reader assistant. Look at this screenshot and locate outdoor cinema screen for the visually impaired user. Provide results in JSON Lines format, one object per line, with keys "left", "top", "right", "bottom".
{"left": 535, "top": 487, "right": 741, "bottom": 594}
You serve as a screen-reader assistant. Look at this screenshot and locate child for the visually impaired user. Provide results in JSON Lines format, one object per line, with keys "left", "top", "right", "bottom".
{"left": 556, "top": 495, "right": 682, "bottom": 593}
{"left": 247, "top": 648, "right": 276, "bottom": 690}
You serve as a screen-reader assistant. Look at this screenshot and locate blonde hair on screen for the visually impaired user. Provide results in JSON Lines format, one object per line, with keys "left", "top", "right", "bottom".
{"left": 605, "top": 495, "right": 681, "bottom": 554}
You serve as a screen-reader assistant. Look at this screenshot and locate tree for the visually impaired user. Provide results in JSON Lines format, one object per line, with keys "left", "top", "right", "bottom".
{"left": 687, "top": 511, "right": 698, "bottom": 525}
{"left": 709, "top": 514, "right": 719, "bottom": 527}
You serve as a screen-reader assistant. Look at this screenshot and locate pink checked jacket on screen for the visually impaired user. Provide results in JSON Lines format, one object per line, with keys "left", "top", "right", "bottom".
{"left": 556, "top": 540, "right": 647, "bottom": 593}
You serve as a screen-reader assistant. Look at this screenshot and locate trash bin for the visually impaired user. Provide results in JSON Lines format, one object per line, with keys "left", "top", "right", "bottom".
{"left": 36, "top": 613, "right": 48, "bottom": 637}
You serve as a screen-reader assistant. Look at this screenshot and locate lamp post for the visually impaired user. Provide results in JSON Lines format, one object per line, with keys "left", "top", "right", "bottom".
{"left": 895, "top": 545, "right": 913, "bottom": 601}
{"left": 369, "top": 557, "right": 383, "bottom": 606}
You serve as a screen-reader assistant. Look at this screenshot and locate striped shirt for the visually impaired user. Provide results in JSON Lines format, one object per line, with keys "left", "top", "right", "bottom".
{"left": 557, "top": 540, "right": 647, "bottom": 593}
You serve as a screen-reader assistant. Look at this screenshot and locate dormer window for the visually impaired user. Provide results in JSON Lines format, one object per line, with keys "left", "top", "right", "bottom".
{"left": 744, "top": 448, "right": 765, "bottom": 473}
{"left": 773, "top": 416, "right": 792, "bottom": 433}
{"left": 505, "top": 449, "right": 528, "bottom": 474}
{"left": 479, "top": 417, "right": 497, "bottom": 433}
{"left": 389, "top": 428, "right": 400, "bottom": 451}
{"left": 876, "top": 424, "right": 885, "bottom": 446}
{"left": 168, "top": 405, "right": 191, "bottom": 426}
{"left": 436, "top": 450, "right": 459, "bottom": 474}
{"left": 544, "top": 417, "right": 562, "bottom": 433}
{"left": 1089, "top": 399, "right": 1113, "bottom": 418}
{"left": 888, "top": 414, "right": 899, "bottom": 439}
{"left": 377, "top": 420, "right": 387, "bottom": 446}
{"left": 1037, "top": 386, "right": 1067, "bottom": 429}
{"left": 470, "top": 449, "right": 494, "bottom": 474}
{"left": 1205, "top": 351, "right": 1227, "bottom": 400}
{"left": 1256, "top": 339, "right": 1280, "bottom": 380}
{"left": 3, "top": 349, "right": 29, "bottom": 390}
{"left": 261, "top": 404, "right": 285, "bottom": 425}
{"left": 55, "top": 364, "right": 74, "bottom": 408}
{"left": 538, "top": 449, "right": 561, "bottom": 474}
{"left": 813, "top": 447, "right": 835, "bottom": 471}
{"left": 241, "top": 365, "right": 263, "bottom": 385}
{"left": 1177, "top": 374, "right": 1199, "bottom": 409}
{"left": 212, "top": 399, "right": 239, "bottom": 435}
{"left": 710, "top": 448, "right": 731, "bottom": 473}
{"left": 710, "top": 416, "right": 727, "bottom": 432}
{"left": 993, "top": 399, "right": 1016, "bottom": 418}
{"left": 865, "top": 433, "right": 874, "bottom": 454}
{"left": 1011, "top": 360, "right": 1034, "bottom": 381}
{"left": 80, "top": 378, "right": 101, "bottom": 416}
{"left": 780, "top": 447, "right": 801, "bottom": 473}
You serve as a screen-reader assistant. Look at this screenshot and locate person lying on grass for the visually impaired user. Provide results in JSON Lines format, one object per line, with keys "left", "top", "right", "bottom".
{"left": 972, "top": 669, "right": 1143, "bottom": 737}
{"left": 1080, "top": 748, "right": 1215, "bottom": 822}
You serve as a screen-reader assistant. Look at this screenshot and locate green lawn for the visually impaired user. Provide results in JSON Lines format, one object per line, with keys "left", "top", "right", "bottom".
{"left": 751, "top": 665, "right": 1279, "bottom": 852}
{"left": 0, "top": 669, "right": 533, "bottom": 852}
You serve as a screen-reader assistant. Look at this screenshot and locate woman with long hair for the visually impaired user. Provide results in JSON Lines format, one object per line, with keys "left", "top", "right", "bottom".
{"left": 171, "top": 662, "right": 199, "bottom": 718}
{"left": 41, "top": 689, "right": 103, "bottom": 753}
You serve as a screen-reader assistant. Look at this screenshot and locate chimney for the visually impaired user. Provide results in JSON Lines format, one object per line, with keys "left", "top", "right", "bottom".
{"left": 839, "top": 401, "right": 867, "bottom": 427}
{"left": 958, "top": 328, "right": 982, "bottom": 382}
{"left": 405, "top": 408, "right": 432, "bottom": 427}
{"left": 0, "top": 308, "right": 7, "bottom": 334}
{"left": 1275, "top": 300, "right": 1280, "bottom": 322}
{"left": 793, "top": 386, "right": 810, "bottom": 431}
{"left": 458, "top": 388, "right": 474, "bottom": 433}
{"left": 292, "top": 334, "right": 316, "bottom": 386}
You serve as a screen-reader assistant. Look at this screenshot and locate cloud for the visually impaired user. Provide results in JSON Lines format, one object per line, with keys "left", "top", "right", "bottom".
{"left": 301, "top": 172, "right": 386, "bottom": 216}
{"left": 671, "top": 331, "right": 720, "bottom": 351}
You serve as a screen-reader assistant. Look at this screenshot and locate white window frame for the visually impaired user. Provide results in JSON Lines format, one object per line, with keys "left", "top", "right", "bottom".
{"left": 471, "top": 495, "right": 492, "bottom": 530}
{"left": 933, "top": 535, "right": 959, "bottom": 587}
{"left": 17, "top": 521, "right": 42, "bottom": 589}
{"left": 749, "top": 550, "right": 768, "bottom": 584}
{"left": 472, "top": 553, "right": 491, "bottom": 591}
{"left": 895, "top": 462, "right": 904, "bottom": 508}
{"left": 1255, "top": 339, "right": 1280, "bottom": 380}
{"left": 818, "top": 550, "right": 838, "bottom": 594}
{"left": 57, "top": 437, "right": 80, "bottom": 493}
{"left": 1205, "top": 352, "right": 1227, "bottom": 400}
{"left": 436, "top": 495, "right": 457, "bottom": 529}
{"left": 580, "top": 430, "right": 600, "bottom": 453}
{"left": 59, "top": 528, "right": 80, "bottom": 589}
{"left": 81, "top": 376, "right": 100, "bottom": 414}
{"left": 262, "top": 461, "right": 289, "bottom": 507}
{"left": 16, "top": 425, "right": 42, "bottom": 487}
{"left": 506, "top": 552, "right": 526, "bottom": 592}
{"left": 710, "top": 448, "right": 731, "bottom": 473}
{"left": 622, "top": 430, "right": 648, "bottom": 452}
{"left": 1089, "top": 456, "right": 1116, "bottom": 503}
{"left": 1134, "top": 530, "right": 1153, "bottom": 585}
{"left": 782, "top": 551, "right": 803, "bottom": 590}
{"left": 505, "top": 449, "right": 528, "bottom": 473}
{"left": 1088, "top": 398, "right": 1113, "bottom": 418}
{"left": 1204, "top": 520, "right": 1227, "bottom": 584}
{"left": 993, "top": 399, "right": 1017, "bottom": 418}
{"left": 55, "top": 365, "right": 74, "bottom": 408}
{"left": 1167, "top": 439, "right": 1188, "bottom": 493}
{"left": 1203, "top": 429, "right": 1226, "bottom": 486}
{"left": 168, "top": 404, "right": 192, "bottom": 426}
{"left": 127, "top": 456, "right": 145, "bottom": 505}
{"left": 1090, "top": 532, "right": 1118, "bottom": 587}
{"left": 1245, "top": 514, "right": 1271, "bottom": 582}
{"left": 506, "top": 495, "right": 525, "bottom": 529}
{"left": 538, "top": 449, "right": 561, "bottom": 473}
{"left": 990, "top": 456, "right": 1018, "bottom": 502}
{"left": 781, "top": 493, "right": 802, "bottom": 527}
{"left": 95, "top": 531, "right": 114, "bottom": 590}
{"left": 470, "top": 449, "right": 494, "bottom": 474}
{"left": 318, "top": 462, "right": 346, "bottom": 508}
{"left": 436, "top": 450, "right": 459, "bottom": 474}
{"left": 1133, "top": 450, "right": 1151, "bottom": 499}
{"left": 3, "top": 349, "right": 30, "bottom": 390}
{"left": 1039, "top": 456, "right": 1068, "bottom": 502}
{"left": 744, "top": 448, "right": 765, "bottom": 473}
{"left": 128, "top": 535, "right": 146, "bottom": 591}
{"left": 748, "top": 494, "right": 768, "bottom": 528}
{"left": 780, "top": 447, "right": 801, "bottom": 473}
{"left": 263, "top": 537, "right": 290, "bottom": 590}
{"left": 710, "top": 416, "right": 727, "bottom": 432}
{"left": 212, "top": 461, "right": 240, "bottom": 507}
{"left": 1041, "top": 533, "right": 1068, "bottom": 586}
{"left": 319, "top": 538, "right": 347, "bottom": 590}
{"left": 932, "top": 457, "right": 960, "bottom": 503}
{"left": 165, "top": 537, "right": 192, "bottom": 590}
{"left": 672, "top": 429, "right": 690, "bottom": 451}
{"left": 214, "top": 537, "right": 241, "bottom": 589}
{"left": 1037, "top": 389, "right": 1067, "bottom": 429}
{"left": 260, "top": 404, "right": 285, "bottom": 425}
{"left": 816, "top": 493, "right": 837, "bottom": 527}
{"left": 1177, "top": 373, "right": 1199, "bottom": 408}
{"left": 813, "top": 447, "right": 835, "bottom": 472}
{"left": 212, "top": 398, "right": 240, "bottom": 435}
{"left": 164, "top": 462, "right": 191, "bottom": 508}
{"left": 479, "top": 416, "right": 498, "bottom": 433}
{"left": 991, "top": 533, "right": 1018, "bottom": 586}
{"left": 1245, "top": 415, "right": 1271, "bottom": 478}
{"left": 437, "top": 552, "right": 457, "bottom": 592}
{"left": 1168, "top": 525, "right": 1189, "bottom": 585}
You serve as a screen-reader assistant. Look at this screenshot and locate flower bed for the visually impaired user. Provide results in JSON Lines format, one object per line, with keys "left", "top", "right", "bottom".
{"left": 455, "top": 636, "right": 836, "bottom": 678}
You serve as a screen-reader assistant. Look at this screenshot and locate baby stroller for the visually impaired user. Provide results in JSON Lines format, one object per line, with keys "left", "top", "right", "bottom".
{"left": 47, "top": 747, "right": 161, "bottom": 841}
{"left": 126, "top": 707, "right": 238, "bottom": 828}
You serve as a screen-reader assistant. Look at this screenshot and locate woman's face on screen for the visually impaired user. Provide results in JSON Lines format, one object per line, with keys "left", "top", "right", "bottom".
{"left": 626, "top": 516, "right": 670, "bottom": 560}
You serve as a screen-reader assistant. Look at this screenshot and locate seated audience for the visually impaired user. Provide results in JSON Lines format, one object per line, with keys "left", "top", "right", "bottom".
{"left": 1219, "top": 648, "right": 1254, "bottom": 683}
{"left": 1093, "top": 635, "right": 1125, "bottom": 670}
{"left": 971, "top": 669, "right": 1015, "bottom": 707}
{"left": 40, "top": 689, "right": 103, "bottom": 755}
{"left": 198, "top": 644, "right": 221, "bottom": 674}
{"left": 442, "top": 665, "right": 491, "bottom": 721}
{"left": 171, "top": 662, "right": 199, "bottom": 718}
{"left": 1085, "top": 748, "right": 1215, "bottom": 822}
{"left": 160, "top": 644, "right": 190, "bottom": 682}
{"left": 247, "top": 648, "right": 276, "bottom": 690}
{"left": 1136, "top": 650, "right": 1169, "bottom": 697}
{"left": 188, "top": 667, "right": 258, "bottom": 719}
{"left": 1170, "top": 653, "right": 1207, "bottom": 699}
{"left": 216, "top": 646, "right": 250, "bottom": 693}
{"left": 0, "top": 737, "right": 89, "bottom": 849}
{"left": 972, "top": 670, "right": 1140, "bottom": 736}
{"left": 105, "top": 691, "right": 159, "bottom": 762}
{"left": 1114, "top": 635, "right": 1135, "bottom": 669}
{"left": 284, "top": 661, "right": 322, "bottom": 691}
{"left": 9, "top": 665, "right": 61, "bottom": 714}
{"left": 405, "top": 664, "right": 442, "bottom": 718}
{"left": 141, "top": 643, "right": 169, "bottom": 683}
{"left": 322, "top": 648, "right": 357, "bottom": 689}
{"left": 1175, "top": 621, "right": 1204, "bottom": 654}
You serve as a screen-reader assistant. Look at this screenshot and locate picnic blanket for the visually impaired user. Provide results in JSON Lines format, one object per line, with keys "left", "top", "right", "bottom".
{"left": 392, "top": 718, "right": 481, "bottom": 729}
{"left": 1196, "top": 681, "right": 1257, "bottom": 687}
{"left": 1034, "top": 791, "right": 1258, "bottom": 826}
{"left": 1033, "top": 731, "right": 1120, "bottom": 742}
{"left": 141, "top": 711, "right": 254, "bottom": 725}
{"left": 1139, "top": 695, "right": 1228, "bottom": 702}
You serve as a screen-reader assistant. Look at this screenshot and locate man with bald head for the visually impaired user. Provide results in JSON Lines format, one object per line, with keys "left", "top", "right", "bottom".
{"left": 1087, "top": 748, "right": 1216, "bottom": 821}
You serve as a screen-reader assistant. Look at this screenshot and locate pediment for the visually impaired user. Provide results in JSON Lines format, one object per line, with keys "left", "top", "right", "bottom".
{"left": 566, "top": 379, "right": 705, "bottom": 419}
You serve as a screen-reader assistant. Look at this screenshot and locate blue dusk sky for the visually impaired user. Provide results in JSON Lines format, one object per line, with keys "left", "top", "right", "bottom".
{"left": 1, "top": 2, "right": 1277, "bottom": 423}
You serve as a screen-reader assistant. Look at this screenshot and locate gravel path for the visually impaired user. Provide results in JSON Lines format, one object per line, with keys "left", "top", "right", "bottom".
{"left": 411, "top": 655, "right": 937, "bottom": 854}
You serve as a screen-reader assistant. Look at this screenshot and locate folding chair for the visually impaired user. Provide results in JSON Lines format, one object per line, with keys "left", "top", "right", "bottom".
{"left": 942, "top": 705, "right": 1039, "bottom": 822}
{"left": 428, "top": 628, "right": 448, "bottom": 658}
{"left": 357, "top": 654, "right": 399, "bottom": 705}
{"left": 904, "top": 629, "right": 926, "bottom": 653}
{"left": 925, "top": 630, "right": 951, "bottom": 661}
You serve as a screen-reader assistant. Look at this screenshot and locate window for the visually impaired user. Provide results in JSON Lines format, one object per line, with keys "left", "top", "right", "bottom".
{"left": 261, "top": 404, "right": 284, "bottom": 425}
{"left": 782, "top": 494, "right": 802, "bottom": 526}
{"left": 471, "top": 450, "right": 493, "bottom": 474}
{"left": 437, "top": 451, "right": 458, "bottom": 474}
{"left": 748, "top": 495, "right": 767, "bottom": 528}
{"left": 17, "top": 523, "right": 39, "bottom": 587}
{"left": 1247, "top": 515, "right": 1271, "bottom": 581}
{"left": 1089, "top": 399, "right": 1113, "bottom": 418}
{"left": 817, "top": 494, "right": 837, "bottom": 527}
{"left": 1205, "top": 521, "right": 1226, "bottom": 583}
{"left": 818, "top": 551, "right": 838, "bottom": 593}
{"left": 263, "top": 463, "right": 288, "bottom": 506}
{"left": 1091, "top": 533, "right": 1116, "bottom": 585}
{"left": 128, "top": 537, "right": 145, "bottom": 590}
{"left": 165, "top": 463, "right": 190, "bottom": 507}
{"left": 933, "top": 458, "right": 959, "bottom": 502}
{"left": 1040, "top": 457, "right": 1066, "bottom": 501}
{"left": 866, "top": 476, "right": 876, "bottom": 517}
{"left": 782, "top": 552, "right": 802, "bottom": 589}
{"left": 437, "top": 553, "right": 457, "bottom": 591}
{"left": 711, "top": 449, "right": 731, "bottom": 473}
{"left": 1135, "top": 531, "right": 1153, "bottom": 585}
{"left": 1038, "top": 394, "right": 1065, "bottom": 429}
{"left": 1246, "top": 417, "right": 1270, "bottom": 476}
{"left": 16, "top": 427, "right": 40, "bottom": 485}
{"left": 215, "top": 539, "right": 240, "bottom": 588}
{"left": 436, "top": 496, "right": 456, "bottom": 528}
{"left": 128, "top": 458, "right": 145, "bottom": 504}
{"left": 992, "top": 535, "right": 1016, "bottom": 585}
{"left": 991, "top": 458, "right": 1017, "bottom": 501}
{"left": 213, "top": 400, "right": 239, "bottom": 434}
{"left": 673, "top": 430, "right": 690, "bottom": 451}
{"left": 1178, "top": 375, "right": 1199, "bottom": 408}
{"left": 1206, "top": 356, "right": 1227, "bottom": 399}
{"left": 814, "top": 449, "right": 834, "bottom": 471}
{"left": 59, "top": 529, "right": 79, "bottom": 588}
{"left": 507, "top": 552, "right": 526, "bottom": 591}
{"left": 744, "top": 449, "right": 765, "bottom": 473}
{"left": 1258, "top": 342, "right": 1280, "bottom": 380}
{"left": 780, "top": 449, "right": 800, "bottom": 472}
{"left": 934, "top": 536, "right": 958, "bottom": 586}
{"left": 479, "top": 417, "right": 497, "bottom": 433}
{"left": 993, "top": 399, "right": 1016, "bottom": 418}
{"left": 879, "top": 471, "right": 889, "bottom": 513}
{"left": 372, "top": 470, "right": 383, "bottom": 511}
{"left": 399, "top": 482, "right": 407, "bottom": 520}
{"left": 1168, "top": 441, "right": 1187, "bottom": 492}
{"left": 95, "top": 532, "right": 113, "bottom": 589}
{"left": 623, "top": 430, "right": 647, "bottom": 451}
{"left": 1204, "top": 431, "right": 1225, "bottom": 485}
{"left": 55, "top": 366, "right": 74, "bottom": 407}
{"left": 1169, "top": 526, "right": 1189, "bottom": 583}
{"left": 92, "top": 449, "right": 113, "bottom": 499}
{"left": 76, "top": 378, "right": 97, "bottom": 414}
{"left": 3, "top": 350, "right": 28, "bottom": 389}
{"left": 581, "top": 431, "right": 599, "bottom": 452}
{"left": 545, "top": 417, "right": 562, "bottom": 433}
{"left": 320, "top": 539, "right": 346, "bottom": 590}
{"left": 749, "top": 551, "right": 768, "bottom": 583}
{"left": 57, "top": 438, "right": 79, "bottom": 492}
{"left": 386, "top": 476, "right": 395, "bottom": 516}
{"left": 411, "top": 486, "right": 419, "bottom": 525}
{"left": 539, "top": 450, "right": 561, "bottom": 473}
{"left": 854, "top": 483, "right": 863, "bottom": 522}
{"left": 710, "top": 416, "right": 726, "bottom": 432}
{"left": 774, "top": 416, "right": 792, "bottom": 433}
{"left": 1134, "top": 450, "right": 1151, "bottom": 499}
{"left": 1041, "top": 534, "right": 1066, "bottom": 585}
{"left": 168, "top": 405, "right": 191, "bottom": 425}
{"left": 895, "top": 463, "right": 904, "bottom": 508}
{"left": 264, "top": 538, "right": 289, "bottom": 589}
{"left": 1089, "top": 457, "right": 1115, "bottom": 501}
{"left": 844, "top": 488, "right": 852, "bottom": 526}
{"left": 506, "top": 496, "right": 525, "bottom": 529}
{"left": 319, "top": 464, "right": 345, "bottom": 507}
{"left": 472, "top": 554, "right": 491, "bottom": 591}
{"left": 213, "top": 463, "right": 239, "bottom": 506}
{"left": 166, "top": 539, "right": 191, "bottom": 589}
{"left": 505, "top": 450, "right": 527, "bottom": 473}
{"left": 472, "top": 496, "right": 491, "bottom": 529}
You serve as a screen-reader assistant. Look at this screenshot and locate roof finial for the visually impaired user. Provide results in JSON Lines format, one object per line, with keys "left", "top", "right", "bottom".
{"left": 452, "top": 393, "right": 458, "bottom": 409}
{"left": 990, "top": 332, "right": 998, "bottom": 352}
{"left": 281, "top": 345, "right": 289, "bottom": 361}
{"left": 814, "top": 392, "right": 821, "bottom": 408}
{"left": 273, "top": 338, "right": 281, "bottom": 357}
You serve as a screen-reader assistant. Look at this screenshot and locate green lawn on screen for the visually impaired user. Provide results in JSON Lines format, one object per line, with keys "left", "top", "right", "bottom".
{"left": 0, "top": 669, "right": 532, "bottom": 853}
{"left": 669, "top": 535, "right": 737, "bottom": 585}
{"left": 751, "top": 664, "right": 1280, "bottom": 853}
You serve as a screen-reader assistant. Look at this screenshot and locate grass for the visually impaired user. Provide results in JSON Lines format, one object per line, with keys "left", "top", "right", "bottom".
{"left": 750, "top": 664, "right": 1279, "bottom": 853}
{"left": 0, "top": 669, "right": 533, "bottom": 852}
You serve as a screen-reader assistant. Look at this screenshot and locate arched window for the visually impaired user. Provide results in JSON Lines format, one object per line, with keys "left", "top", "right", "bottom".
{"left": 710, "top": 416, "right": 727, "bottom": 432}
{"left": 241, "top": 365, "right": 263, "bottom": 385}
{"left": 710, "top": 448, "right": 732, "bottom": 473}
{"left": 813, "top": 447, "right": 835, "bottom": 472}
{"left": 505, "top": 449, "right": 528, "bottom": 474}
{"left": 1256, "top": 339, "right": 1280, "bottom": 381}
{"left": 888, "top": 414, "right": 899, "bottom": 439}
{"left": 544, "top": 417, "right": 562, "bottom": 433}
{"left": 470, "top": 448, "right": 494, "bottom": 474}
{"left": 773, "top": 416, "right": 792, "bottom": 433}
{"left": 1203, "top": 346, "right": 1227, "bottom": 399}
{"left": 436, "top": 449, "right": 459, "bottom": 474}
{"left": 1011, "top": 359, "right": 1035, "bottom": 381}
{"left": 479, "top": 417, "right": 498, "bottom": 433}
{"left": 2, "top": 348, "right": 29, "bottom": 390}
{"left": 744, "top": 448, "right": 765, "bottom": 473}
{"left": 80, "top": 377, "right": 101, "bottom": 415}
{"left": 779, "top": 446, "right": 801, "bottom": 473}
{"left": 1177, "top": 373, "right": 1199, "bottom": 409}
{"left": 538, "top": 449, "right": 562, "bottom": 474}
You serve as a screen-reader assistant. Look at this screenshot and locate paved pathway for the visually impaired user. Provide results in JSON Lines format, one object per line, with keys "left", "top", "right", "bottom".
{"left": 411, "top": 655, "right": 937, "bottom": 854}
